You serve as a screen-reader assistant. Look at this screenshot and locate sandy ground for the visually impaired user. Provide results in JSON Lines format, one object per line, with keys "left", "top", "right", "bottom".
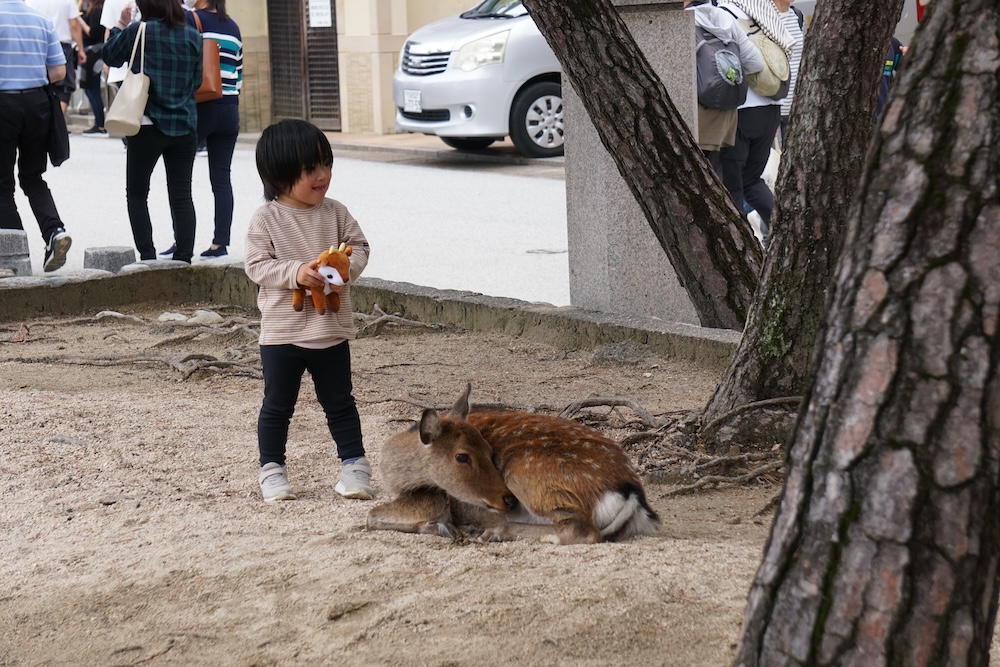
{"left": 2, "top": 305, "right": 997, "bottom": 667}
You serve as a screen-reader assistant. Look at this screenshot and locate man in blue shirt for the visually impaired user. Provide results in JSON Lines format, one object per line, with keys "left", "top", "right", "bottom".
{"left": 0, "top": 0, "right": 73, "bottom": 272}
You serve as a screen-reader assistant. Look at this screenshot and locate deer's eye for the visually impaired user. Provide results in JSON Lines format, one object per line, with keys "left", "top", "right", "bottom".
{"left": 455, "top": 453, "right": 471, "bottom": 464}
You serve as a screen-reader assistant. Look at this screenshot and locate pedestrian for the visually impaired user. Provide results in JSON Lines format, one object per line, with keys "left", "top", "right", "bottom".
{"left": 244, "top": 119, "right": 374, "bottom": 504}
{"left": 100, "top": 0, "right": 136, "bottom": 150}
{"left": 717, "top": 0, "right": 795, "bottom": 245}
{"left": 777, "top": 0, "right": 804, "bottom": 146}
{"left": 875, "top": 37, "right": 905, "bottom": 124}
{"left": 101, "top": 0, "right": 202, "bottom": 263}
{"left": 159, "top": 0, "right": 242, "bottom": 261}
{"left": 0, "top": 0, "right": 73, "bottom": 272}
{"left": 79, "top": 0, "right": 107, "bottom": 136}
{"left": 684, "top": 0, "right": 764, "bottom": 180}
{"left": 26, "top": 0, "right": 86, "bottom": 114}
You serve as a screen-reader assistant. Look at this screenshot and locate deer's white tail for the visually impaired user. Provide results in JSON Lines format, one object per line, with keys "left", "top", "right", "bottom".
{"left": 595, "top": 484, "right": 660, "bottom": 541}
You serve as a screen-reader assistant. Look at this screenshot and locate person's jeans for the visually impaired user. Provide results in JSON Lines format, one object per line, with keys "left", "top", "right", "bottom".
{"left": 196, "top": 101, "right": 240, "bottom": 246}
{"left": 125, "top": 125, "right": 197, "bottom": 262}
{"left": 82, "top": 76, "right": 105, "bottom": 129}
{"left": 0, "top": 90, "right": 63, "bottom": 242}
{"left": 258, "top": 342, "right": 365, "bottom": 467}
{"left": 720, "top": 104, "right": 781, "bottom": 226}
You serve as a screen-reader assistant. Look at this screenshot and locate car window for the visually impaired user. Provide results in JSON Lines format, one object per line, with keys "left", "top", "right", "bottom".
{"left": 460, "top": 0, "right": 528, "bottom": 19}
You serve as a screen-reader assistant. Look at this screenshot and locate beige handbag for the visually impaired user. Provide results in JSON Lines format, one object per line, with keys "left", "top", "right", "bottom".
{"left": 738, "top": 18, "right": 790, "bottom": 100}
{"left": 105, "top": 22, "right": 150, "bottom": 137}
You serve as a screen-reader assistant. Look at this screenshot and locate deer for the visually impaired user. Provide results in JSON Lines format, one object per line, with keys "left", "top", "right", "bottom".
{"left": 367, "top": 384, "right": 660, "bottom": 544}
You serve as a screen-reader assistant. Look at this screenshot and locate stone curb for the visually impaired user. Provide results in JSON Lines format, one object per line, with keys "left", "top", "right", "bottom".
{"left": 0, "top": 264, "right": 739, "bottom": 372}
{"left": 66, "top": 114, "right": 563, "bottom": 167}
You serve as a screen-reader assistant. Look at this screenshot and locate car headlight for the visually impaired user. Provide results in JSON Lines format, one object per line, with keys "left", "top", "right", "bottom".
{"left": 452, "top": 30, "right": 509, "bottom": 71}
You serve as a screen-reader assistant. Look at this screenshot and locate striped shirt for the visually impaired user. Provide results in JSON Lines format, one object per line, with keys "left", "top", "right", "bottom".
{"left": 778, "top": 9, "right": 804, "bottom": 117}
{"left": 186, "top": 9, "right": 243, "bottom": 103}
{"left": 0, "top": 1, "right": 65, "bottom": 91}
{"left": 102, "top": 20, "right": 202, "bottom": 136}
{"left": 245, "top": 198, "right": 371, "bottom": 348}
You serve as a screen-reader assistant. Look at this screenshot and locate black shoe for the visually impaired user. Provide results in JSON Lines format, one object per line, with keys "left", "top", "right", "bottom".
{"left": 199, "top": 245, "right": 228, "bottom": 259}
{"left": 158, "top": 244, "right": 176, "bottom": 259}
{"left": 43, "top": 228, "right": 72, "bottom": 272}
{"left": 82, "top": 126, "right": 108, "bottom": 137}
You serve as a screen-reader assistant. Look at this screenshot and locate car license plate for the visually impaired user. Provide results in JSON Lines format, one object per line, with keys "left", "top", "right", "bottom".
{"left": 404, "top": 90, "right": 422, "bottom": 113}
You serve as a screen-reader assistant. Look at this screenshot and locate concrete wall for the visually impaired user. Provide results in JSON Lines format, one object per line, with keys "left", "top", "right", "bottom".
{"left": 0, "top": 267, "right": 739, "bottom": 373}
{"left": 565, "top": 0, "right": 700, "bottom": 325}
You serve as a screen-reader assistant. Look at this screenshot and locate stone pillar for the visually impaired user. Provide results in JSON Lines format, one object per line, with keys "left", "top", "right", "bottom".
{"left": 84, "top": 247, "right": 137, "bottom": 273}
{"left": 0, "top": 230, "right": 32, "bottom": 277}
{"left": 565, "top": 0, "right": 699, "bottom": 325}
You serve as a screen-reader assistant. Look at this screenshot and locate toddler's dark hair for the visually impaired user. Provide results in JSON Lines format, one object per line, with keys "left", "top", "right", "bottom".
{"left": 255, "top": 119, "right": 334, "bottom": 202}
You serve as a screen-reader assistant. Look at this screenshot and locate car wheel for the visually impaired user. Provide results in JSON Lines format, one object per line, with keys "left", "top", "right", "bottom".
{"left": 509, "top": 81, "right": 564, "bottom": 159}
{"left": 440, "top": 137, "right": 497, "bottom": 151}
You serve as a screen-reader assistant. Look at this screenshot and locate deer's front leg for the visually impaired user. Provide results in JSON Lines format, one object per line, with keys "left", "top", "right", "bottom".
{"left": 367, "top": 489, "right": 458, "bottom": 538}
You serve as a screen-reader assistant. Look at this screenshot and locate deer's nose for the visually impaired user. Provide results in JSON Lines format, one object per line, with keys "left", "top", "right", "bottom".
{"left": 503, "top": 493, "right": 518, "bottom": 511}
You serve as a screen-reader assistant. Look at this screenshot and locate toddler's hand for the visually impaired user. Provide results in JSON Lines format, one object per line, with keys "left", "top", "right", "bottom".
{"left": 295, "top": 262, "right": 324, "bottom": 290}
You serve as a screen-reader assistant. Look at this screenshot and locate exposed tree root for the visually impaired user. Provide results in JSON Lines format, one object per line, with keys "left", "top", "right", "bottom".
{"left": 6, "top": 309, "right": 263, "bottom": 379}
{"left": 691, "top": 450, "right": 776, "bottom": 474}
{"left": 149, "top": 324, "right": 259, "bottom": 349}
{"left": 659, "top": 460, "right": 784, "bottom": 497}
{"left": 6, "top": 352, "right": 262, "bottom": 380}
{"left": 0, "top": 322, "right": 31, "bottom": 343}
{"left": 700, "top": 396, "right": 803, "bottom": 438}
{"left": 356, "top": 304, "right": 446, "bottom": 337}
{"left": 692, "top": 396, "right": 803, "bottom": 454}
{"left": 558, "top": 396, "right": 670, "bottom": 429}
{"left": 63, "top": 311, "right": 150, "bottom": 326}
{"left": 620, "top": 430, "right": 667, "bottom": 447}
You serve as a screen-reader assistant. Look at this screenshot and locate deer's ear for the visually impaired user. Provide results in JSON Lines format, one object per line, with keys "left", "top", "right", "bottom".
{"left": 449, "top": 383, "right": 472, "bottom": 420}
{"left": 418, "top": 409, "right": 442, "bottom": 445}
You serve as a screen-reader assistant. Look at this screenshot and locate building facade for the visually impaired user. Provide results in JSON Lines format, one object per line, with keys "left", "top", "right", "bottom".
{"left": 235, "top": 0, "right": 466, "bottom": 134}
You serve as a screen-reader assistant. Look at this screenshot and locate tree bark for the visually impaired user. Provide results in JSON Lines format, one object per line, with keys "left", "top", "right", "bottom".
{"left": 522, "top": 0, "right": 762, "bottom": 330}
{"left": 736, "top": 1, "right": 1000, "bottom": 664}
{"left": 701, "top": 0, "right": 906, "bottom": 437}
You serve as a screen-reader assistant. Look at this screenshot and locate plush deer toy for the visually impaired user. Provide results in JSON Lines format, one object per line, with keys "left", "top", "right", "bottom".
{"left": 292, "top": 243, "right": 352, "bottom": 315}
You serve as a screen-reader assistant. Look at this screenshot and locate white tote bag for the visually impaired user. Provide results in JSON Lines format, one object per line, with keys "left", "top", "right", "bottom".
{"left": 105, "top": 22, "right": 150, "bottom": 137}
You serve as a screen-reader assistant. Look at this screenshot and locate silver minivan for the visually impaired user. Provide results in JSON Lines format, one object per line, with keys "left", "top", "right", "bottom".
{"left": 392, "top": 0, "right": 564, "bottom": 158}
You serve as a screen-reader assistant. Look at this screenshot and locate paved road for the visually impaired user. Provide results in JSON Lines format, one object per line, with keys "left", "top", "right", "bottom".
{"left": 15, "top": 132, "right": 570, "bottom": 305}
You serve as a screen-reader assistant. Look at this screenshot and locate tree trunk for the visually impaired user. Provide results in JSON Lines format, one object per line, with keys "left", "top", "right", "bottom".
{"left": 701, "top": 0, "right": 906, "bottom": 442}
{"left": 522, "top": 0, "right": 762, "bottom": 330}
{"left": 736, "top": 1, "right": 1000, "bottom": 664}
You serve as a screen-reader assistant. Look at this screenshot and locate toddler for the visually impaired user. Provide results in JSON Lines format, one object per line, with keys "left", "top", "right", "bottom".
{"left": 245, "top": 119, "right": 373, "bottom": 502}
